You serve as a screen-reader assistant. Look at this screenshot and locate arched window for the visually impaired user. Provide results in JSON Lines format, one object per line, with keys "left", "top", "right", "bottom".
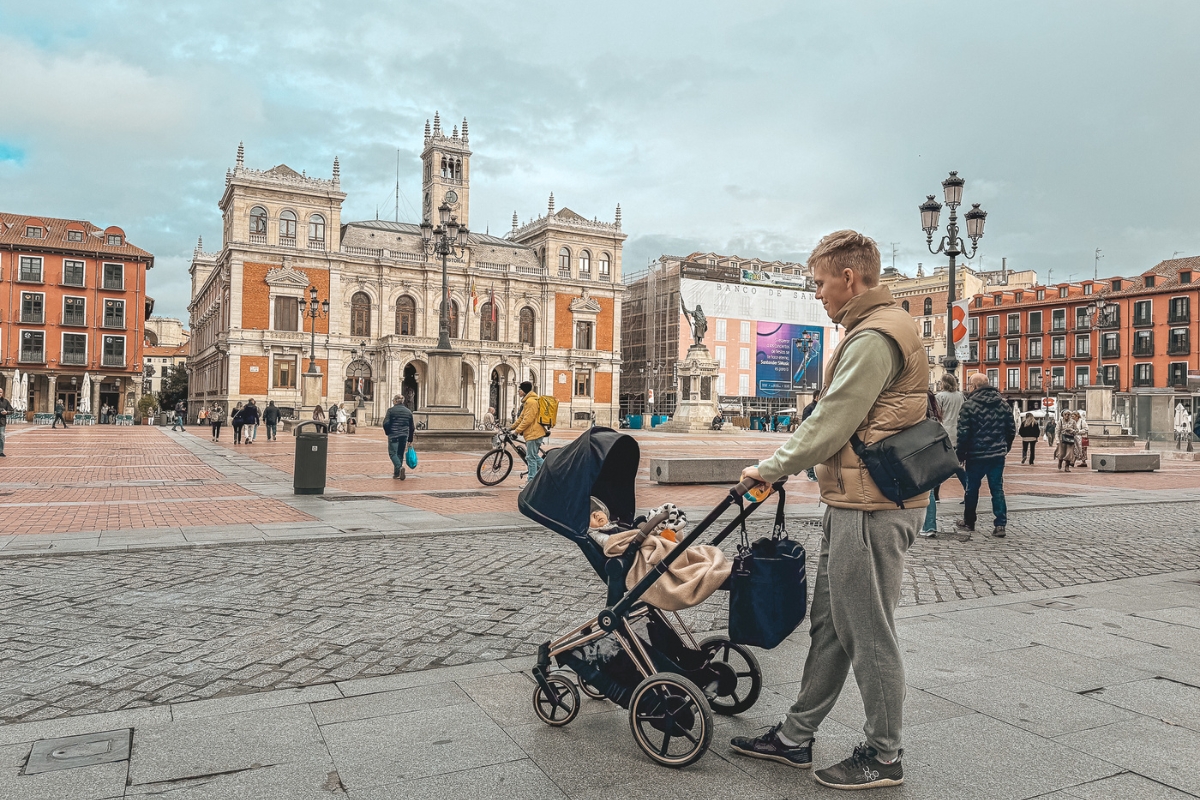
{"left": 344, "top": 360, "right": 373, "bottom": 401}
{"left": 441, "top": 157, "right": 448, "bottom": 178}
{"left": 598, "top": 253, "right": 611, "bottom": 280}
{"left": 519, "top": 307, "right": 535, "bottom": 346}
{"left": 448, "top": 300, "right": 460, "bottom": 338}
{"left": 901, "top": 300, "right": 910, "bottom": 312}
{"left": 923, "top": 297, "right": 933, "bottom": 316}
{"left": 308, "top": 214, "right": 325, "bottom": 247}
{"left": 351, "top": 292, "right": 371, "bottom": 337}
{"left": 579, "top": 249, "right": 591, "bottom": 278}
{"left": 279, "top": 210, "right": 297, "bottom": 245}
{"left": 249, "top": 207, "right": 267, "bottom": 239}
{"left": 558, "top": 247, "right": 571, "bottom": 275}
{"left": 396, "top": 296, "right": 416, "bottom": 336}
{"left": 479, "top": 301, "right": 498, "bottom": 341}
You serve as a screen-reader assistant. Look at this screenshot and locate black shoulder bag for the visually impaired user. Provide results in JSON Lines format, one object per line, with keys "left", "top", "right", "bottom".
{"left": 849, "top": 417, "right": 960, "bottom": 507}
{"left": 728, "top": 485, "right": 808, "bottom": 649}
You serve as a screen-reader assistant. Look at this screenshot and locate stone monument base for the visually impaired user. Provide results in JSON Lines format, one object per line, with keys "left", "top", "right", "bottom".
{"left": 660, "top": 400, "right": 720, "bottom": 433}
{"left": 301, "top": 370, "right": 323, "bottom": 409}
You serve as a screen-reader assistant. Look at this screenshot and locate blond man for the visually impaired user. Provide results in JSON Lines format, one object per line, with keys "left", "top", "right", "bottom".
{"left": 731, "top": 230, "right": 928, "bottom": 790}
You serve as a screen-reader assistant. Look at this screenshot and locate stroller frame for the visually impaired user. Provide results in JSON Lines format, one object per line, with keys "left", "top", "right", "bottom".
{"left": 531, "top": 476, "right": 784, "bottom": 768}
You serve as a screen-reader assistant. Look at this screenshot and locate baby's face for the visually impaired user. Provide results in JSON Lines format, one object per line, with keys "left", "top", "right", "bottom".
{"left": 589, "top": 510, "right": 609, "bottom": 529}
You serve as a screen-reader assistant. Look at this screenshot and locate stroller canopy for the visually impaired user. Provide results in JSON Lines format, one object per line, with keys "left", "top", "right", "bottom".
{"left": 518, "top": 427, "right": 640, "bottom": 544}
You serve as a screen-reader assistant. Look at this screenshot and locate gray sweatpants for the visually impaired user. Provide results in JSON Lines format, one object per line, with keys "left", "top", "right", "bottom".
{"left": 781, "top": 505, "right": 921, "bottom": 761}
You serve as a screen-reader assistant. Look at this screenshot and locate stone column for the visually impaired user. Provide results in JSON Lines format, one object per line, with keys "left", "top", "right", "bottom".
{"left": 47, "top": 375, "right": 58, "bottom": 413}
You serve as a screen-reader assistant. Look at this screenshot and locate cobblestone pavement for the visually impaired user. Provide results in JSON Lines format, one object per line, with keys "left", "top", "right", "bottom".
{"left": 3, "top": 500, "right": 1200, "bottom": 726}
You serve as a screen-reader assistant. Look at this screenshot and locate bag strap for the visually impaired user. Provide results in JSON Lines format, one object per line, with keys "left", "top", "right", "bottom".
{"left": 772, "top": 483, "right": 787, "bottom": 539}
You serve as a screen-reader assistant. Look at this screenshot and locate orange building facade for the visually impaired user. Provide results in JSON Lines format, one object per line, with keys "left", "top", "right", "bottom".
{"left": 0, "top": 213, "right": 153, "bottom": 416}
{"left": 965, "top": 256, "right": 1200, "bottom": 420}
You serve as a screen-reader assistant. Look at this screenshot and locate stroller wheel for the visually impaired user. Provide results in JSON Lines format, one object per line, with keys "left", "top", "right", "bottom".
{"left": 533, "top": 675, "right": 580, "bottom": 727}
{"left": 628, "top": 673, "right": 713, "bottom": 768}
{"left": 699, "top": 637, "right": 762, "bottom": 716}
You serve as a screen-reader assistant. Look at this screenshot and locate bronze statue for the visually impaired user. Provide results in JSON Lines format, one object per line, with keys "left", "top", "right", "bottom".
{"left": 680, "top": 297, "right": 707, "bottom": 344}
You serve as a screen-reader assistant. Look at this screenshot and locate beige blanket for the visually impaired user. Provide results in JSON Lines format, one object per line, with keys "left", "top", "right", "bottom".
{"left": 602, "top": 530, "right": 731, "bottom": 612}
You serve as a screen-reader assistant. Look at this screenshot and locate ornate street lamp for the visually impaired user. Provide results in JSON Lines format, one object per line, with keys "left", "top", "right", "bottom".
{"left": 1084, "top": 299, "right": 1118, "bottom": 387}
{"left": 420, "top": 203, "right": 471, "bottom": 351}
{"left": 297, "top": 286, "right": 330, "bottom": 374}
{"left": 920, "top": 171, "right": 988, "bottom": 381}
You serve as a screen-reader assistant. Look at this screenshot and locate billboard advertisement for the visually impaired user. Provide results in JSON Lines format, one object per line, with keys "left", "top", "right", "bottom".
{"left": 755, "top": 322, "right": 824, "bottom": 397}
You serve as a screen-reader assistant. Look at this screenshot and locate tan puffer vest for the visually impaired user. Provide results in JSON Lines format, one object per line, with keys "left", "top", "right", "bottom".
{"left": 814, "top": 286, "right": 931, "bottom": 510}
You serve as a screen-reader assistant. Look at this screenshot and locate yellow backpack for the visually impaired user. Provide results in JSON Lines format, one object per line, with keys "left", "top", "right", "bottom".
{"left": 537, "top": 394, "right": 559, "bottom": 429}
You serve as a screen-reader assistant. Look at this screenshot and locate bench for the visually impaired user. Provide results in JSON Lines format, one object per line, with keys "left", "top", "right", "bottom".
{"left": 650, "top": 457, "right": 759, "bottom": 484}
{"left": 1091, "top": 452, "right": 1160, "bottom": 472}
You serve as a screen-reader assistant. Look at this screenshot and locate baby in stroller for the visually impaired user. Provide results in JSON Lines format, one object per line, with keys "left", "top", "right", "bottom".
{"left": 518, "top": 427, "right": 782, "bottom": 768}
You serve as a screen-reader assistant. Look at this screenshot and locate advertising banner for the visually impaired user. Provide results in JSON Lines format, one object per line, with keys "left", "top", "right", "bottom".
{"left": 740, "top": 269, "right": 813, "bottom": 291}
{"left": 680, "top": 278, "right": 827, "bottom": 327}
{"left": 755, "top": 322, "right": 824, "bottom": 397}
{"left": 952, "top": 299, "right": 971, "bottom": 362}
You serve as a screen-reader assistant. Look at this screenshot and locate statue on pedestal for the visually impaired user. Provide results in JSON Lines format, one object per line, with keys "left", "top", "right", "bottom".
{"left": 680, "top": 297, "right": 707, "bottom": 345}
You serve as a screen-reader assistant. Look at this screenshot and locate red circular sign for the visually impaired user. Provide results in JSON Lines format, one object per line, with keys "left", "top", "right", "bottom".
{"left": 1042, "top": 397, "right": 1055, "bottom": 407}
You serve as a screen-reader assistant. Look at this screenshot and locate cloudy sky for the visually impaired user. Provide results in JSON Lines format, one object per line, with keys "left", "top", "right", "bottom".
{"left": 3, "top": 1, "right": 1198, "bottom": 322}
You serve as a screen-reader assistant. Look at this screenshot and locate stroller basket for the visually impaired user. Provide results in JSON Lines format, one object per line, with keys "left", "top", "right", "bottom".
{"left": 518, "top": 427, "right": 787, "bottom": 769}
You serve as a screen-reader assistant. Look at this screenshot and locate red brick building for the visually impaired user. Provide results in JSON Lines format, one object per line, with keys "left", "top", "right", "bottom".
{"left": 0, "top": 213, "right": 154, "bottom": 416}
{"left": 965, "top": 256, "right": 1200, "bottom": 424}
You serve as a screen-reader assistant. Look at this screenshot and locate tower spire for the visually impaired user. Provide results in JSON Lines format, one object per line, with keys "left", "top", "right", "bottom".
{"left": 512, "top": 211, "right": 518, "bottom": 233}
{"left": 433, "top": 111, "right": 441, "bottom": 135}
{"left": 332, "top": 156, "right": 340, "bottom": 185}
{"left": 424, "top": 118, "right": 431, "bottom": 143}
{"left": 461, "top": 117, "right": 469, "bottom": 143}
{"left": 615, "top": 203, "right": 622, "bottom": 228}
{"left": 195, "top": 236, "right": 203, "bottom": 254}
{"left": 236, "top": 141, "right": 244, "bottom": 169}
{"left": 548, "top": 192, "right": 555, "bottom": 215}
{"left": 452, "top": 124, "right": 459, "bottom": 139}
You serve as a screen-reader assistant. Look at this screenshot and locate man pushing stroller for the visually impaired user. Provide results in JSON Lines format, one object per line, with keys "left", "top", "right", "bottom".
{"left": 732, "top": 231, "right": 928, "bottom": 790}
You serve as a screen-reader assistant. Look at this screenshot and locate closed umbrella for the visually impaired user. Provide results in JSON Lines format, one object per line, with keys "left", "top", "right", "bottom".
{"left": 18, "top": 373, "right": 28, "bottom": 413}
{"left": 80, "top": 373, "right": 91, "bottom": 414}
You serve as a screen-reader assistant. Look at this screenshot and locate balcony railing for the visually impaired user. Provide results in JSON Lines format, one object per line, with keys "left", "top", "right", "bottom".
{"left": 1169, "top": 311, "right": 1190, "bottom": 324}
{"left": 1132, "top": 343, "right": 1154, "bottom": 357}
{"left": 102, "top": 279, "right": 124, "bottom": 291}
{"left": 19, "top": 349, "right": 45, "bottom": 363}
{"left": 1050, "top": 352, "right": 1067, "bottom": 360}
{"left": 1050, "top": 378, "right": 1066, "bottom": 390}
{"left": 279, "top": 236, "right": 296, "bottom": 248}
{"left": 1005, "top": 355, "right": 1022, "bottom": 363}
{"left": 1167, "top": 341, "right": 1190, "bottom": 356}
{"left": 101, "top": 354, "right": 125, "bottom": 368}
{"left": 1026, "top": 352, "right": 1044, "bottom": 362}
{"left": 61, "top": 351, "right": 87, "bottom": 366}
{"left": 249, "top": 233, "right": 267, "bottom": 245}
{"left": 1133, "top": 314, "right": 1153, "bottom": 328}
{"left": 102, "top": 318, "right": 126, "bottom": 330}
{"left": 985, "top": 328, "right": 1000, "bottom": 338}
{"left": 1073, "top": 350, "right": 1091, "bottom": 360}
{"left": 1101, "top": 346, "right": 1120, "bottom": 358}
{"left": 61, "top": 313, "right": 87, "bottom": 327}
{"left": 1169, "top": 374, "right": 1188, "bottom": 388}
{"left": 20, "top": 312, "right": 45, "bottom": 324}
{"left": 1028, "top": 325, "right": 1043, "bottom": 335}
{"left": 307, "top": 240, "right": 326, "bottom": 251}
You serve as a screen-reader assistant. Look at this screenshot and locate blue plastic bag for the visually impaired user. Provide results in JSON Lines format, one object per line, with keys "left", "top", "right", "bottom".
{"left": 405, "top": 446, "right": 418, "bottom": 469}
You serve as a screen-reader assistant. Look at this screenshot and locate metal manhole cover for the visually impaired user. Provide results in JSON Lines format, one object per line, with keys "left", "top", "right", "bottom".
{"left": 26, "top": 729, "right": 131, "bottom": 774}
{"left": 1021, "top": 492, "right": 1073, "bottom": 498}
{"left": 1030, "top": 599, "right": 1077, "bottom": 610}
{"left": 426, "top": 491, "right": 496, "bottom": 499}
{"left": 320, "top": 495, "right": 388, "bottom": 502}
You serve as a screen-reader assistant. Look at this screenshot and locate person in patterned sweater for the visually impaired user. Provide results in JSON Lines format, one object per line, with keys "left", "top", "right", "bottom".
{"left": 955, "top": 372, "right": 1017, "bottom": 538}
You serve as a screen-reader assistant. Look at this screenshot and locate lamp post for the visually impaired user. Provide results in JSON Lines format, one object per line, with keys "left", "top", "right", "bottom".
{"left": 420, "top": 203, "right": 471, "bottom": 351}
{"left": 920, "top": 171, "right": 988, "bottom": 384}
{"left": 1084, "top": 299, "right": 1118, "bottom": 387}
{"left": 297, "top": 286, "right": 330, "bottom": 374}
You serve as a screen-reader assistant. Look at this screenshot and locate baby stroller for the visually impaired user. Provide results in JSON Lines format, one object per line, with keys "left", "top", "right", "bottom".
{"left": 518, "top": 427, "right": 785, "bottom": 767}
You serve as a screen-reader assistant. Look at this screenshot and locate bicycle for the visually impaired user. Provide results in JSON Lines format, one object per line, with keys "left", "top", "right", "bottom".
{"left": 476, "top": 427, "right": 528, "bottom": 486}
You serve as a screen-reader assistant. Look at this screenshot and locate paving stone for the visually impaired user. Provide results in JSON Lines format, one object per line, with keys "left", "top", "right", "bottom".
{"left": 350, "top": 759, "right": 565, "bottom": 800}
{"left": 320, "top": 703, "right": 525, "bottom": 789}
{"left": 926, "top": 674, "right": 1136, "bottom": 737}
{"left": 1087, "top": 677, "right": 1200, "bottom": 733}
{"left": 1056, "top": 716, "right": 1200, "bottom": 796}
{"left": 0, "top": 742, "right": 128, "bottom": 800}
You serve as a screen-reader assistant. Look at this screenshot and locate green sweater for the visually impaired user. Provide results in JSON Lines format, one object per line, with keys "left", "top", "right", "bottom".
{"left": 757, "top": 331, "right": 902, "bottom": 484}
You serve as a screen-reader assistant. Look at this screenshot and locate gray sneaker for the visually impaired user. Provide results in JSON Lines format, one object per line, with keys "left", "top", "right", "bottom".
{"left": 992, "top": 525, "right": 1006, "bottom": 538}
{"left": 814, "top": 743, "right": 903, "bottom": 790}
{"left": 730, "top": 724, "right": 813, "bottom": 768}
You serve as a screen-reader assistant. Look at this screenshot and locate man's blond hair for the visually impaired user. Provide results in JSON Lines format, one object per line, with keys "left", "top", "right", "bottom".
{"left": 808, "top": 229, "right": 882, "bottom": 287}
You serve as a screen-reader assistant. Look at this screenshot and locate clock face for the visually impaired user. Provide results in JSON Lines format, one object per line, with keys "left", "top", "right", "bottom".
{"left": 444, "top": 190, "right": 459, "bottom": 205}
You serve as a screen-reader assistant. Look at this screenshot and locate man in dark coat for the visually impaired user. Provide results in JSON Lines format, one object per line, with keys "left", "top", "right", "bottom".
{"left": 381, "top": 395, "right": 415, "bottom": 480}
{"left": 0, "top": 387, "right": 13, "bottom": 456}
{"left": 956, "top": 372, "right": 1017, "bottom": 538}
{"left": 263, "top": 401, "right": 282, "bottom": 441}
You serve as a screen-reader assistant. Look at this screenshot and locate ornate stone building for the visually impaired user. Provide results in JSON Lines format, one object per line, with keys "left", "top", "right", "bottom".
{"left": 188, "top": 115, "right": 625, "bottom": 426}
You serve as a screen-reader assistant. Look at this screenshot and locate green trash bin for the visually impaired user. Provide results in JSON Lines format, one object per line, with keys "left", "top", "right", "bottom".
{"left": 293, "top": 420, "right": 329, "bottom": 495}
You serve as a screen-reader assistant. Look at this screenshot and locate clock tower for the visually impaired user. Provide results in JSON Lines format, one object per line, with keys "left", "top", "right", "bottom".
{"left": 421, "top": 112, "right": 471, "bottom": 228}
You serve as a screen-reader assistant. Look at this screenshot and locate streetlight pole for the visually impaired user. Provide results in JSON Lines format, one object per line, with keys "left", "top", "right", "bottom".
{"left": 1085, "top": 299, "right": 1117, "bottom": 387}
{"left": 920, "top": 171, "right": 988, "bottom": 386}
{"left": 298, "top": 285, "right": 330, "bottom": 374}
{"left": 421, "top": 203, "right": 470, "bottom": 351}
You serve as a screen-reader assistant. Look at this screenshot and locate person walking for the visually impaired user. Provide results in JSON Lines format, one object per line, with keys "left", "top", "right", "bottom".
{"left": 171, "top": 400, "right": 185, "bottom": 431}
{"left": 312, "top": 404, "right": 327, "bottom": 427}
{"left": 512, "top": 381, "right": 547, "bottom": 489}
{"left": 242, "top": 399, "right": 260, "bottom": 444}
{"left": 1019, "top": 413, "right": 1041, "bottom": 465}
{"left": 209, "top": 404, "right": 224, "bottom": 441}
{"left": 336, "top": 404, "right": 348, "bottom": 434}
{"left": 934, "top": 372, "right": 968, "bottom": 497}
{"left": 52, "top": 399, "right": 67, "bottom": 429}
{"left": 728, "top": 231, "right": 926, "bottom": 790}
{"left": 0, "top": 387, "right": 13, "bottom": 457}
{"left": 231, "top": 402, "right": 245, "bottom": 444}
{"left": 263, "top": 401, "right": 281, "bottom": 441}
{"left": 328, "top": 402, "right": 340, "bottom": 433}
{"left": 382, "top": 395, "right": 416, "bottom": 480}
{"left": 1056, "top": 411, "right": 1081, "bottom": 472}
{"left": 955, "top": 372, "right": 1016, "bottom": 538}
{"left": 1044, "top": 414, "right": 1057, "bottom": 448}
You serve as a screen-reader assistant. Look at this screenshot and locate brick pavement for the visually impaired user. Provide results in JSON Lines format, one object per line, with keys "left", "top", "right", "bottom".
{"left": 3, "top": 498, "right": 1200, "bottom": 726}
